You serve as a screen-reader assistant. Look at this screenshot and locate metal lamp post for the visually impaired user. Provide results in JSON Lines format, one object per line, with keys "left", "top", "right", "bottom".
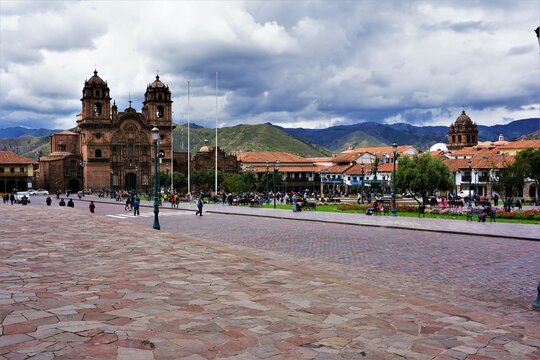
{"left": 79, "top": 160, "right": 85, "bottom": 196}
{"left": 391, "top": 143, "right": 399, "bottom": 216}
{"left": 467, "top": 158, "right": 472, "bottom": 207}
{"left": 360, "top": 163, "right": 365, "bottom": 204}
{"left": 152, "top": 127, "right": 161, "bottom": 230}
{"left": 273, "top": 160, "right": 279, "bottom": 209}
{"left": 109, "top": 169, "right": 114, "bottom": 198}
{"left": 265, "top": 162, "right": 269, "bottom": 203}
{"left": 166, "top": 163, "right": 170, "bottom": 195}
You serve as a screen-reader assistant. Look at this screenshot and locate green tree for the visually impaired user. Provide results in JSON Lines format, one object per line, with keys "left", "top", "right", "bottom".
{"left": 396, "top": 153, "right": 453, "bottom": 204}
{"left": 492, "top": 156, "right": 525, "bottom": 207}
{"left": 515, "top": 147, "right": 540, "bottom": 202}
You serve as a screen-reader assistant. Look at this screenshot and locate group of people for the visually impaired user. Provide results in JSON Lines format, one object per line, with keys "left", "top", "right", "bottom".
{"left": 124, "top": 193, "right": 141, "bottom": 216}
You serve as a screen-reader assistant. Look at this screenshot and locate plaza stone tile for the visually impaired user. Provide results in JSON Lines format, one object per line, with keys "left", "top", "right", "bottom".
{"left": 0, "top": 205, "right": 539, "bottom": 359}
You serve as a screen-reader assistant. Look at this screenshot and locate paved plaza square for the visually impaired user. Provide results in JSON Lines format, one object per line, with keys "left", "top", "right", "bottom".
{"left": 0, "top": 203, "right": 539, "bottom": 359}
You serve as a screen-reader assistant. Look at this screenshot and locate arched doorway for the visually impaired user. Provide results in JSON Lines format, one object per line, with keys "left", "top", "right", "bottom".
{"left": 125, "top": 173, "right": 137, "bottom": 191}
{"left": 68, "top": 179, "right": 80, "bottom": 193}
{"left": 529, "top": 184, "right": 537, "bottom": 202}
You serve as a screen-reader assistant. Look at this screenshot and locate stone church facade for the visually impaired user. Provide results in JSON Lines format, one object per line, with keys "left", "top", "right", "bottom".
{"left": 38, "top": 70, "right": 174, "bottom": 193}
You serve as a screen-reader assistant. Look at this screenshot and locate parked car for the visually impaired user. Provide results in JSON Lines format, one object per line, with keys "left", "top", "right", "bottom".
{"left": 28, "top": 189, "right": 49, "bottom": 196}
{"left": 14, "top": 191, "right": 31, "bottom": 203}
{"left": 457, "top": 190, "right": 474, "bottom": 199}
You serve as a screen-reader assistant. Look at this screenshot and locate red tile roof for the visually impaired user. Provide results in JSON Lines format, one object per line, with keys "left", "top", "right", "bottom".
{"left": 244, "top": 165, "right": 324, "bottom": 173}
{"left": 237, "top": 152, "right": 308, "bottom": 163}
{"left": 499, "top": 140, "right": 540, "bottom": 149}
{"left": 0, "top": 151, "right": 37, "bottom": 165}
{"left": 333, "top": 145, "right": 413, "bottom": 163}
{"left": 442, "top": 153, "right": 515, "bottom": 171}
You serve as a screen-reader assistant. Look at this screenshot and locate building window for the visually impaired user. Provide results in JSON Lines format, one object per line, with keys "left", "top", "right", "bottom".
{"left": 0, "top": 167, "right": 4, "bottom": 173}
{"left": 157, "top": 106, "right": 164, "bottom": 118}
{"left": 20, "top": 167, "right": 25, "bottom": 173}
{"left": 95, "top": 132, "right": 102, "bottom": 139}
{"left": 93, "top": 103, "right": 102, "bottom": 116}
{"left": 112, "top": 145, "right": 117, "bottom": 154}
{"left": 58, "top": 144, "right": 66, "bottom": 151}
{"left": 95, "top": 149, "right": 102, "bottom": 158}
{"left": 10, "top": 167, "right": 15, "bottom": 173}
{"left": 127, "top": 144, "right": 134, "bottom": 156}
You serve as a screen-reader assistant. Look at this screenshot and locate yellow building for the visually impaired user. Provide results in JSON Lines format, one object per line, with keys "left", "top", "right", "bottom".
{"left": 0, "top": 151, "right": 37, "bottom": 193}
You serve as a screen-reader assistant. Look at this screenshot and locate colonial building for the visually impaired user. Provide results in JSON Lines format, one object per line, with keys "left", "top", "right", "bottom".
{"left": 448, "top": 110, "right": 478, "bottom": 150}
{"left": 38, "top": 71, "right": 175, "bottom": 193}
{"left": 0, "top": 151, "right": 37, "bottom": 193}
{"left": 321, "top": 145, "right": 420, "bottom": 194}
{"left": 237, "top": 151, "right": 322, "bottom": 193}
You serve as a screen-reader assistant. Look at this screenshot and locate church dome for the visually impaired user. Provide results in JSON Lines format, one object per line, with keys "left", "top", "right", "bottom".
{"left": 86, "top": 70, "right": 106, "bottom": 85}
{"left": 455, "top": 110, "right": 473, "bottom": 125}
{"left": 199, "top": 139, "right": 211, "bottom": 152}
{"left": 429, "top": 143, "right": 448, "bottom": 152}
{"left": 148, "top": 75, "right": 166, "bottom": 89}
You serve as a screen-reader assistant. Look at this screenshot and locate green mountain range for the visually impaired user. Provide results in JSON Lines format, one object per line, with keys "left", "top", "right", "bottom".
{"left": 174, "top": 123, "right": 331, "bottom": 157}
{"left": 1, "top": 118, "right": 538, "bottom": 160}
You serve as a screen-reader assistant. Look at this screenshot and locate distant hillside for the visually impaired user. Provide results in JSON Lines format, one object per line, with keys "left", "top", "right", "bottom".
{"left": 0, "top": 126, "right": 59, "bottom": 138}
{"left": 278, "top": 118, "right": 539, "bottom": 151}
{"left": 0, "top": 136, "right": 50, "bottom": 159}
{"left": 1, "top": 118, "right": 537, "bottom": 160}
{"left": 173, "top": 123, "right": 331, "bottom": 157}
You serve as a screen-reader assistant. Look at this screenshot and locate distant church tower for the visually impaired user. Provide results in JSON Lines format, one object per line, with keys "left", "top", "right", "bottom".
{"left": 448, "top": 110, "right": 478, "bottom": 150}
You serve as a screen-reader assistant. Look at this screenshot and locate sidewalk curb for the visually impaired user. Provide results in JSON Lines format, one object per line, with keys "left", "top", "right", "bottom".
{"left": 77, "top": 198, "right": 538, "bottom": 242}
{"left": 206, "top": 210, "right": 538, "bottom": 242}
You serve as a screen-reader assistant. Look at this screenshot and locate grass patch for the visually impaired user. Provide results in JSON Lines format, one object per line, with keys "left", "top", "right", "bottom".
{"left": 260, "top": 202, "right": 540, "bottom": 225}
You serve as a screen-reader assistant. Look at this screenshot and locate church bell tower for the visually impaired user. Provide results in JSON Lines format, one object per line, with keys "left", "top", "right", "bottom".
{"left": 78, "top": 70, "right": 112, "bottom": 124}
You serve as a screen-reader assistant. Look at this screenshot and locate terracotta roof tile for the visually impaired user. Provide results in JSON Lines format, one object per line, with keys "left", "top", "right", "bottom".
{"left": 244, "top": 165, "right": 324, "bottom": 173}
{"left": 0, "top": 151, "right": 37, "bottom": 165}
{"left": 237, "top": 152, "right": 308, "bottom": 163}
{"left": 500, "top": 140, "right": 540, "bottom": 149}
{"left": 442, "top": 153, "right": 514, "bottom": 171}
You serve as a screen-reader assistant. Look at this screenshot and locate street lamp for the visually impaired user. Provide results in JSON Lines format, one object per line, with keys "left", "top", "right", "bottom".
{"left": 467, "top": 158, "right": 472, "bottom": 207}
{"left": 135, "top": 166, "right": 138, "bottom": 194}
{"left": 152, "top": 127, "right": 161, "bottom": 230}
{"left": 265, "top": 161, "right": 269, "bottom": 203}
{"left": 109, "top": 169, "right": 114, "bottom": 198}
{"left": 273, "top": 160, "right": 280, "bottom": 209}
{"left": 360, "top": 162, "right": 366, "bottom": 205}
{"left": 391, "top": 143, "right": 399, "bottom": 216}
{"left": 166, "top": 163, "right": 170, "bottom": 194}
{"left": 79, "top": 160, "right": 85, "bottom": 196}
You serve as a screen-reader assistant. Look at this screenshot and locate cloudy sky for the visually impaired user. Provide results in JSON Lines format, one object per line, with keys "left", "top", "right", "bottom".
{"left": 0, "top": 0, "right": 539, "bottom": 131}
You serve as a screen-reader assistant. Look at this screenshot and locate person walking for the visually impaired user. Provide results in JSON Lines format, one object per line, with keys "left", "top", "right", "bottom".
{"left": 195, "top": 197, "right": 204, "bottom": 216}
{"left": 89, "top": 201, "right": 95, "bottom": 213}
{"left": 46, "top": 196, "right": 52, "bottom": 206}
{"left": 133, "top": 197, "right": 140, "bottom": 216}
{"left": 9, "top": 193, "right": 15, "bottom": 205}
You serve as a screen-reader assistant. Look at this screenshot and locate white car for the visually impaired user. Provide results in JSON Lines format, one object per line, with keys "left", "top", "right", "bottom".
{"left": 457, "top": 190, "right": 474, "bottom": 199}
{"left": 14, "top": 192, "right": 31, "bottom": 203}
{"left": 28, "top": 189, "right": 49, "bottom": 196}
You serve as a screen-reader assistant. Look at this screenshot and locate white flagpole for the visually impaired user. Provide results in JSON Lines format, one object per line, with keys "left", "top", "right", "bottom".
{"left": 170, "top": 116, "right": 174, "bottom": 194}
{"left": 187, "top": 81, "right": 191, "bottom": 196}
{"left": 215, "top": 71, "right": 218, "bottom": 195}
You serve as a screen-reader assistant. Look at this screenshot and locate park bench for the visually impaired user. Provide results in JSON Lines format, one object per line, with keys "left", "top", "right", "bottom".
{"left": 303, "top": 202, "right": 317, "bottom": 211}
{"left": 474, "top": 200, "right": 491, "bottom": 207}
{"left": 373, "top": 200, "right": 391, "bottom": 215}
{"left": 466, "top": 208, "right": 496, "bottom": 222}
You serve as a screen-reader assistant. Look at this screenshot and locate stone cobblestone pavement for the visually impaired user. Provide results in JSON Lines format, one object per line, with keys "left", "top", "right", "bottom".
{"left": 1, "top": 206, "right": 539, "bottom": 359}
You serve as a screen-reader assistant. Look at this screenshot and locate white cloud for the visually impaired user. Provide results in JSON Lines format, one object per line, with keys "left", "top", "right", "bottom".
{"left": 0, "top": 0, "right": 538, "bottom": 131}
